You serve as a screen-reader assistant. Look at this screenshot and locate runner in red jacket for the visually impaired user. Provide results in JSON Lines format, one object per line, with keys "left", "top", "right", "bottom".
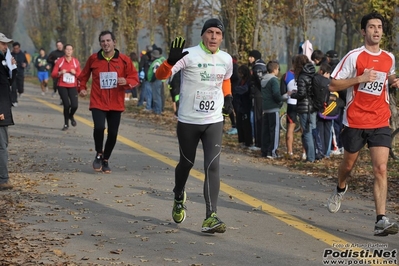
{"left": 78, "top": 30, "right": 139, "bottom": 174}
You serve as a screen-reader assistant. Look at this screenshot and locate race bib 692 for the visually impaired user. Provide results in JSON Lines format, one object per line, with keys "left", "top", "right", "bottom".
{"left": 194, "top": 90, "right": 220, "bottom": 113}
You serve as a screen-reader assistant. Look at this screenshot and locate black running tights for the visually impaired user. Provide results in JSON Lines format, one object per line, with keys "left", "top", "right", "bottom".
{"left": 58, "top": 86, "right": 78, "bottom": 126}
{"left": 91, "top": 109, "right": 122, "bottom": 160}
{"left": 174, "top": 121, "right": 223, "bottom": 218}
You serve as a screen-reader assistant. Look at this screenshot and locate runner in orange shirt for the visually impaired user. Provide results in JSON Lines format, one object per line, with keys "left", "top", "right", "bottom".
{"left": 327, "top": 12, "right": 399, "bottom": 236}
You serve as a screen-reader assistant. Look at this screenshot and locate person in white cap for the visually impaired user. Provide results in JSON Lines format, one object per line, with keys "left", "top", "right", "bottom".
{"left": 0, "top": 32, "right": 17, "bottom": 190}
{"left": 156, "top": 18, "right": 233, "bottom": 234}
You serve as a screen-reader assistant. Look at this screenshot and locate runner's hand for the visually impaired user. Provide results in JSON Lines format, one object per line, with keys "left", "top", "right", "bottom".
{"left": 167, "top": 37, "right": 189, "bottom": 65}
{"left": 222, "top": 95, "right": 233, "bottom": 116}
{"left": 79, "top": 90, "right": 87, "bottom": 97}
{"left": 362, "top": 68, "right": 377, "bottom": 83}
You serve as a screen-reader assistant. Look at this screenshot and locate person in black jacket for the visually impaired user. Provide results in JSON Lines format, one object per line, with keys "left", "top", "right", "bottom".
{"left": 248, "top": 50, "right": 266, "bottom": 150}
{"left": 0, "top": 32, "right": 17, "bottom": 190}
{"left": 11, "top": 42, "right": 27, "bottom": 105}
{"left": 311, "top": 49, "right": 328, "bottom": 66}
{"left": 234, "top": 65, "right": 253, "bottom": 148}
{"left": 137, "top": 45, "right": 153, "bottom": 111}
{"left": 312, "top": 63, "right": 332, "bottom": 159}
{"left": 47, "top": 40, "right": 65, "bottom": 98}
{"left": 325, "top": 49, "right": 345, "bottom": 154}
{"left": 325, "top": 50, "right": 340, "bottom": 71}
{"left": 168, "top": 69, "right": 181, "bottom": 117}
{"left": 225, "top": 55, "right": 239, "bottom": 135}
{"left": 289, "top": 54, "right": 317, "bottom": 162}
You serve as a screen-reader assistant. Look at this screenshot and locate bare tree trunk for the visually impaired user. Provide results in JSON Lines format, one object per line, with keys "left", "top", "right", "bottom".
{"left": 220, "top": 0, "right": 238, "bottom": 54}
{"left": 334, "top": 19, "right": 344, "bottom": 54}
{"left": 25, "top": 0, "right": 56, "bottom": 52}
{"left": 284, "top": 26, "right": 295, "bottom": 69}
{"left": 56, "top": 0, "right": 71, "bottom": 43}
{"left": 345, "top": 16, "right": 355, "bottom": 53}
{"left": 123, "top": 0, "right": 141, "bottom": 54}
{"left": 0, "top": 0, "right": 18, "bottom": 37}
{"left": 252, "top": 0, "right": 262, "bottom": 48}
{"left": 390, "top": 88, "right": 398, "bottom": 130}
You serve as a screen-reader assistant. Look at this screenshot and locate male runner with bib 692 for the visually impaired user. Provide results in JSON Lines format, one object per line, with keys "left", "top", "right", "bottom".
{"left": 156, "top": 18, "right": 233, "bottom": 234}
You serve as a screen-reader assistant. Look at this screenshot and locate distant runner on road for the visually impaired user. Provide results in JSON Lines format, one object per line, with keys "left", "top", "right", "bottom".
{"left": 51, "top": 44, "right": 81, "bottom": 131}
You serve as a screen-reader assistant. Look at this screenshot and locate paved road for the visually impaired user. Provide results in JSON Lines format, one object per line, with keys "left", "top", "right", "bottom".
{"left": 5, "top": 83, "right": 399, "bottom": 265}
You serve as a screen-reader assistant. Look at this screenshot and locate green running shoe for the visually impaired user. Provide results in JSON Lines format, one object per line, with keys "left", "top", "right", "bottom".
{"left": 172, "top": 191, "right": 186, "bottom": 223}
{"left": 201, "top": 212, "right": 226, "bottom": 234}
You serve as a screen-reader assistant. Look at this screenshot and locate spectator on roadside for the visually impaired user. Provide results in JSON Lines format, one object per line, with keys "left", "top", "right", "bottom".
{"left": 152, "top": 47, "right": 168, "bottom": 112}
{"left": 126, "top": 52, "right": 139, "bottom": 101}
{"left": 234, "top": 65, "right": 253, "bottom": 148}
{"left": 248, "top": 50, "right": 266, "bottom": 151}
{"left": 312, "top": 63, "right": 333, "bottom": 158}
{"left": 147, "top": 49, "right": 165, "bottom": 115}
{"left": 167, "top": 69, "right": 181, "bottom": 117}
{"left": 325, "top": 49, "right": 345, "bottom": 155}
{"left": 311, "top": 49, "right": 327, "bottom": 66}
{"left": 261, "top": 60, "right": 286, "bottom": 159}
{"left": 325, "top": 50, "right": 340, "bottom": 71}
{"left": 280, "top": 55, "right": 298, "bottom": 156}
{"left": 0, "top": 32, "right": 17, "bottom": 190}
{"left": 226, "top": 55, "right": 239, "bottom": 135}
{"left": 25, "top": 50, "right": 31, "bottom": 63}
{"left": 290, "top": 54, "right": 317, "bottom": 162}
{"left": 138, "top": 45, "right": 153, "bottom": 111}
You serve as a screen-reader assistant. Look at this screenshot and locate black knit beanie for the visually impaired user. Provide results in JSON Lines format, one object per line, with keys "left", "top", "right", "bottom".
{"left": 201, "top": 18, "right": 225, "bottom": 36}
{"left": 249, "top": 50, "right": 262, "bottom": 60}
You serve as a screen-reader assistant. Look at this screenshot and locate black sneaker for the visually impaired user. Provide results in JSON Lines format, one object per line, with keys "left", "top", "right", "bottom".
{"left": 93, "top": 154, "right": 103, "bottom": 172}
{"left": 61, "top": 125, "right": 68, "bottom": 131}
{"left": 102, "top": 160, "right": 111, "bottom": 173}
{"left": 70, "top": 116, "right": 77, "bottom": 127}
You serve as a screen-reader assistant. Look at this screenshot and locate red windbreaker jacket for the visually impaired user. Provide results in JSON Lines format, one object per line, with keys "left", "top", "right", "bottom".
{"left": 78, "top": 49, "right": 138, "bottom": 111}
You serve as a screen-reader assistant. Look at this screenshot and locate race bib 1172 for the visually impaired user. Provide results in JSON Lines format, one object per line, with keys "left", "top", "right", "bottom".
{"left": 100, "top": 72, "right": 118, "bottom": 89}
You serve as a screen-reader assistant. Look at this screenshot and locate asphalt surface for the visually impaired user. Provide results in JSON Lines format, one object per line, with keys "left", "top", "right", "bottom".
{"left": 4, "top": 83, "right": 399, "bottom": 266}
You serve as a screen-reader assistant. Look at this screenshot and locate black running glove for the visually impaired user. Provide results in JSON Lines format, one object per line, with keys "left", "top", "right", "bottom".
{"left": 222, "top": 95, "right": 233, "bottom": 116}
{"left": 167, "top": 37, "right": 189, "bottom": 65}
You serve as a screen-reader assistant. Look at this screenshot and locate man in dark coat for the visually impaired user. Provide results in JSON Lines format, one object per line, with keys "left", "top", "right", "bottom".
{"left": 0, "top": 32, "right": 17, "bottom": 190}
{"left": 248, "top": 50, "right": 266, "bottom": 150}
{"left": 11, "top": 42, "right": 27, "bottom": 105}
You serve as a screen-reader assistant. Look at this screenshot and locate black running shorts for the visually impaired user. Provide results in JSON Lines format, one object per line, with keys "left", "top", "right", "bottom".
{"left": 286, "top": 104, "right": 298, "bottom": 124}
{"left": 341, "top": 126, "right": 392, "bottom": 153}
